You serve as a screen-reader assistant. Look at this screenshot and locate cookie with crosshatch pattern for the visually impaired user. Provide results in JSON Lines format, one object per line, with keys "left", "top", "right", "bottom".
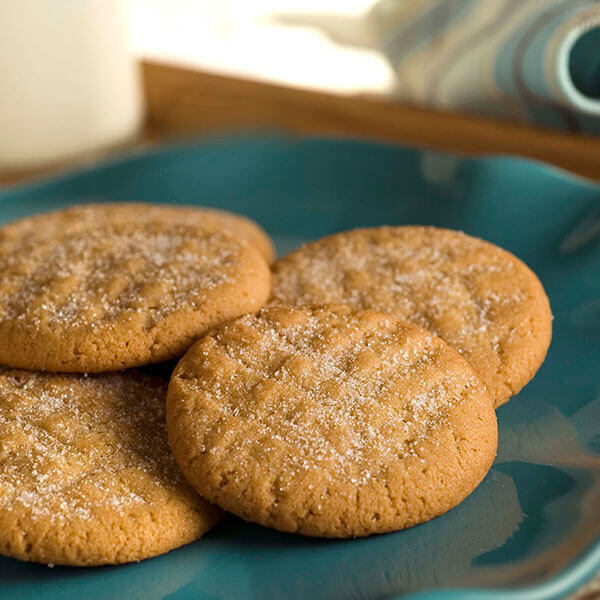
{"left": 166, "top": 304, "right": 497, "bottom": 538}
{"left": 270, "top": 226, "right": 552, "bottom": 407}
{"left": 0, "top": 370, "right": 222, "bottom": 566}
{"left": 0, "top": 213, "right": 271, "bottom": 372}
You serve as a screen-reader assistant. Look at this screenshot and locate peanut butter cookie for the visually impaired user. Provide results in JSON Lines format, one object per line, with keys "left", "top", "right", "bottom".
{"left": 0, "top": 219, "right": 271, "bottom": 371}
{"left": 167, "top": 305, "right": 497, "bottom": 538}
{"left": 0, "top": 370, "right": 222, "bottom": 566}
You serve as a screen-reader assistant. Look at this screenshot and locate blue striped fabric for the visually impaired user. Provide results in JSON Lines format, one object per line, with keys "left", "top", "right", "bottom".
{"left": 369, "top": 0, "right": 600, "bottom": 133}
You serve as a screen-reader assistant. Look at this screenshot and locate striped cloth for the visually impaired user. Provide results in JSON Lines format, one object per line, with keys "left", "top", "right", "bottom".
{"left": 369, "top": 0, "right": 600, "bottom": 133}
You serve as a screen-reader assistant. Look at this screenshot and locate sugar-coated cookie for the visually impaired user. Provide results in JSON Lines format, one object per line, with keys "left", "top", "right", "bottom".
{"left": 0, "top": 370, "right": 222, "bottom": 566}
{"left": 0, "top": 218, "right": 271, "bottom": 371}
{"left": 167, "top": 305, "right": 497, "bottom": 538}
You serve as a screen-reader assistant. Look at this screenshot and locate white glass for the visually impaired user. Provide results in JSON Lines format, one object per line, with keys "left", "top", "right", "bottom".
{"left": 0, "top": 0, "right": 143, "bottom": 169}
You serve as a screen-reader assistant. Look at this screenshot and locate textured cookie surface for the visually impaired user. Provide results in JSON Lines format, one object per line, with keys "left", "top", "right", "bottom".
{"left": 167, "top": 305, "right": 497, "bottom": 538}
{"left": 270, "top": 226, "right": 552, "bottom": 407}
{"left": 3, "top": 202, "right": 275, "bottom": 263}
{"left": 0, "top": 219, "right": 271, "bottom": 371}
{"left": 0, "top": 370, "right": 222, "bottom": 566}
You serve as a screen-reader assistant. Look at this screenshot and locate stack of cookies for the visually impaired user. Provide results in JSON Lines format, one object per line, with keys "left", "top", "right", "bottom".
{"left": 0, "top": 203, "right": 552, "bottom": 567}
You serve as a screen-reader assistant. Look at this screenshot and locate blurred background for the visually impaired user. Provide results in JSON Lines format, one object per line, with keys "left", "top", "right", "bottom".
{"left": 1, "top": 0, "right": 599, "bottom": 178}
{"left": 130, "top": 0, "right": 395, "bottom": 94}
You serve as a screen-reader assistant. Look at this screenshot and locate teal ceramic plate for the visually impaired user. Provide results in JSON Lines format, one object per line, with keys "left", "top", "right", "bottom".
{"left": 0, "top": 136, "right": 599, "bottom": 600}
